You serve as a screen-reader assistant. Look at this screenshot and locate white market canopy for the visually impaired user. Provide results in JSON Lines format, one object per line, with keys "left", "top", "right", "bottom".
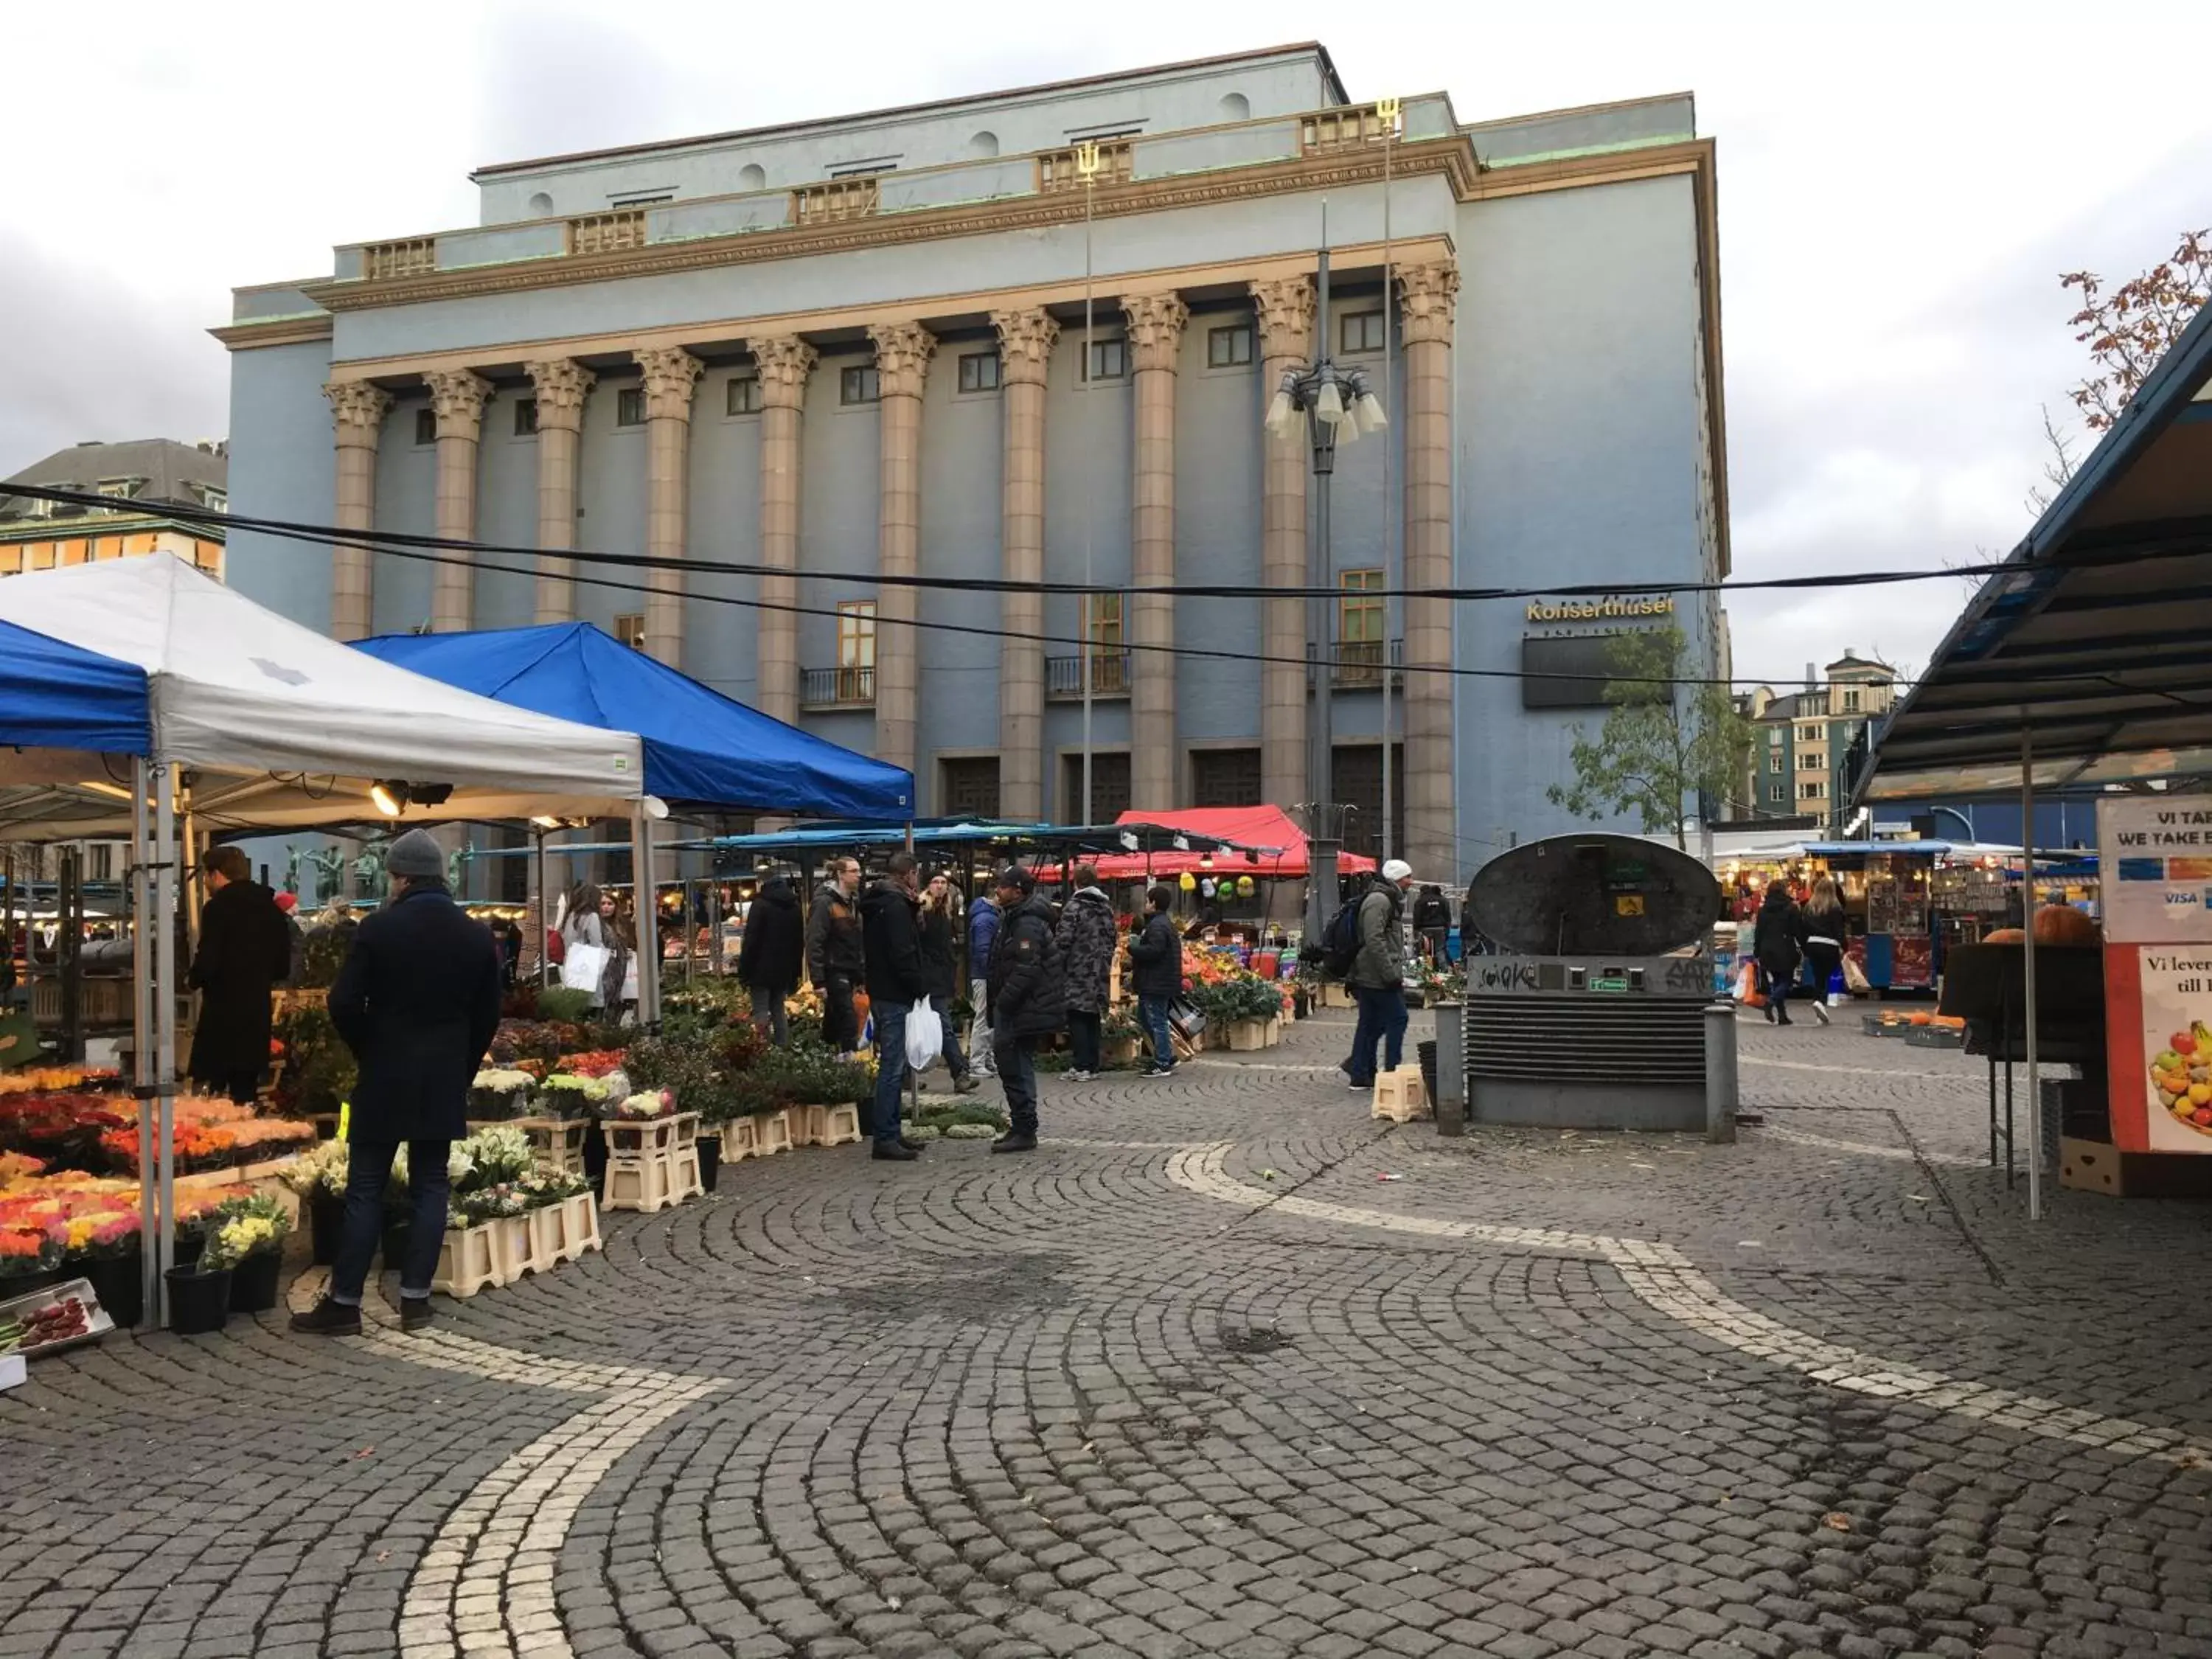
{"left": 0, "top": 554, "right": 644, "bottom": 837}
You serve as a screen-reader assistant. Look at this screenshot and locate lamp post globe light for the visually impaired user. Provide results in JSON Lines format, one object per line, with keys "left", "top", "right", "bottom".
{"left": 1264, "top": 234, "right": 1388, "bottom": 961}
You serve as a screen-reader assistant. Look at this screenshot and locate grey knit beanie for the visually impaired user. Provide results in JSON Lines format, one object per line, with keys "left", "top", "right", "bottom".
{"left": 385, "top": 828, "right": 445, "bottom": 880}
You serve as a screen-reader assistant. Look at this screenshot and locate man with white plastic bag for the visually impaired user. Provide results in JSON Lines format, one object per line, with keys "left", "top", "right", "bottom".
{"left": 859, "top": 852, "right": 932, "bottom": 1163}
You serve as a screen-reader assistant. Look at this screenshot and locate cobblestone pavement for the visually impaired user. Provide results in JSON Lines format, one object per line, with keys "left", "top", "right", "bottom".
{"left": 4, "top": 1008, "right": 2209, "bottom": 1659}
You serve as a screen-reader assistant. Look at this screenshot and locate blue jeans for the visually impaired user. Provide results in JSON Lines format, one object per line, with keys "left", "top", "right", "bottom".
{"left": 333, "top": 1138, "right": 450, "bottom": 1304}
{"left": 1138, "top": 994, "right": 1175, "bottom": 1069}
{"left": 872, "top": 998, "right": 911, "bottom": 1142}
{"left": 1349, "top": 986, "right": 1409, "bottom": 1085}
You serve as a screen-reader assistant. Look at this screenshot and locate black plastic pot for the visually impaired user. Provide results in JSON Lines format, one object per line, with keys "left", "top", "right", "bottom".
{"left": 582, "top": 1121, "right": 608, "bottom": 1188}
{"left": 1418, "top": 1040, "right": 1439, "bottom": 1113}
{"left": 308, "top": 1191, "right": 344, "bottom": 1267}
{"left": 229, "top": 1251, "right": 282, "bottom": 1314}
{"left": 81, "top": 1251, "right": 145, "bottom": 1329}
{"left": 164, "top": 1265, "right": 232, "bottom": 1335}
{"left": 0, "top": 1266, "right": 69, "bottom": 1300}
{"left": 698, "top": 1134, "right": 722, "bottom": 1193}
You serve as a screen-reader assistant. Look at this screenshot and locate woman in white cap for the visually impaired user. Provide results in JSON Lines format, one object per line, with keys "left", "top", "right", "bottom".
{"left": 1346, "top": 858, "right": 1416, "bottom": 1090}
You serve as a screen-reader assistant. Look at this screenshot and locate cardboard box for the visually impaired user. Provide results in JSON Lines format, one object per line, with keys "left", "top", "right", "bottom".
{"left": 2059, "top": 1136, "right": 2212, "bottom": 1199}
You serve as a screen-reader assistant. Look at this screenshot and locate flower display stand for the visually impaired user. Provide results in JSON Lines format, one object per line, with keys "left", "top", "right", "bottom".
{"left": 602, "top": 1113, "right": 696, "bottom": 1213}
{"left": 434, "top": 1222, "right": 501, "bottom": 1298}
{"left": 787, "top": 1106, "right": 822, "bottom": 1148}
{"left": 1317, "top": 982, "right": 1354, "bottom": 1010}
{"left": 524, "top": 1208, "right": 565, "bottom": 1274}
{"left": 1225, "top": 1017, "right": 1282, "bottom": 1052}
{"left": 719, "top": 1116, "right": 759, "bottom": 1161}
{"left": 556, "top": 1193, "right": 602, "bottom": 1262}
{"left": 752, "top": 1109, "right": 794, "bottom": 1158}
{"left": 1103, "top": 1034, "right": 1143, "bottom": 1068}
{"left": 1371, "top": 1065, "right": 1430, "bottom": 1124}
{"left": 489, "top": 1215, "right": 534, "bottom": 1282}
{"left": 517, "top": 1117, "right": 591, "bottom": 1176}
{"left": 669, "top": 1115, "right": 707, "bottom": 1203}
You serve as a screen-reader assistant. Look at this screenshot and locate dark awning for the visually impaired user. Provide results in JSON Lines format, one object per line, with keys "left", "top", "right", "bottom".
{"left": 1854, "top": 297, "right": 2212, "bottom": 802}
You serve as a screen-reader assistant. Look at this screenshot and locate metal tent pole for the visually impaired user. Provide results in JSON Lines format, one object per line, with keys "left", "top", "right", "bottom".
{"left": 154, "top": 765, "right": 180, "bottom": 1316}
{"left": 130, "top": 759, "right": 156, "bottom": 1328}
{"left": 2020, "top": 728, "right": 2042, "bottom": 1221}
{"left": 535, "top": 828, "right": 552, "bottom": 988}
{"left": 630, "top": 806, "right": 660, "bottom": 1030}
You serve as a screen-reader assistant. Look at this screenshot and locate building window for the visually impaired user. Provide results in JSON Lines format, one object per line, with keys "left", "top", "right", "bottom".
{"left": 1768, "top": 752, "right": 1783, "bottom": 774}
{"left": 1842, "top": 688, "right": 1860, "bottom": 712}
{"left": 94, "top": 479, "right": 140, "bottom": 501}
{"left": 1338, "top": 568, "right": 1384, "bottom": 653}
{"left": 414, "top": 408, "right": 437, "bottom": 445}
{"left": 616, "top": 388, "right": 645, "bottom": 427}
{"left": 1798, "top": 724, "right": 1821, "bottom": 743}
{"left": 957, "top": 352, "right": 1001, "bottom": 394}
{"left": 840, "top": 365, "right": 880, "bottom": 405}
{"left": 1191, "top": 748, "right": 1262, "bottom": 807}
{"left": 726, "top": 375, "right": 761, "bottom": 416}
{"left": 614, "top": 613, "right": 646, "bottom": 650}
{"left": 514, "top": 398, "right": 539, "bottom": 437}
{"left": 837, "top": 600, "right": 876, "bottom": 702}
{"left": 1063, "top": 751, "right": 1132, "bottom": 824}
{"left": 611, "top": 192, "right": 672, "bottom": 208}
{"left": 1085, "top": 338, "right": 1128, "bottom": 382}
{"left": 1341, "top": 310, "right": 1386, "bottom": 355}
{"left": 1769, "top": 783, "right": 1784, "bottom": 804}
{"left": 1801, "top": 752, "right": 1826, "bottom": 772}
{"left": 198, "top": 488, "right": 227, "bottom": 513}
{"left": 1206, "top": 324, "right": 1254, "bottom": 369}
{"left": 940, "top": 757, "right": 1001, "bottom": 820}
{"left": 1798, "top": 779, "right": 1827, "bottom": 801}
{"left": 1767, "top": 727, "right": 1782, "bottom": 746}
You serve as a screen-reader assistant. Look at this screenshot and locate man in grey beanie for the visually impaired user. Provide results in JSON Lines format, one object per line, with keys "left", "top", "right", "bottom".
{"left": 293, "top": 827, "right": 504, "bottom": 1335}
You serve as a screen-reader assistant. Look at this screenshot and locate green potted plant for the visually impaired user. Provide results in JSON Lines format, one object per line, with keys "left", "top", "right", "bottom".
{"left": 213, "top": 1195, "right": 292, "bottom": 1314}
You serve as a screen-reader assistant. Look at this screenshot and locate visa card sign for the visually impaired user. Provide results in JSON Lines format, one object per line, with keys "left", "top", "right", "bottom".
{"left": 2098, "top": 798, "right": 2212, "bottom": 945}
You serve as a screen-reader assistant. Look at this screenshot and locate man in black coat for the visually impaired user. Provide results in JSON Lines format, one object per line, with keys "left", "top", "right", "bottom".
{"left": 858, "top": 852, "right": 931, "bottom": 1162}
{"left": 987, "top": 866, "right": 1067, "bottom": 1153}
{"left": 805, "top": 855, "right": 866, "bottom": 1054}
{"left": 186, "top": 846, "right": 293, "bottom": 1105}
{"left": 293, "top": 828, "right": 504, "bottom": 1336}
{"left": 1126, "top": 883, "right": 1183, "bottom": 1078}
{"left": 737, "top": 874, "right": 804, "bottom": 1046}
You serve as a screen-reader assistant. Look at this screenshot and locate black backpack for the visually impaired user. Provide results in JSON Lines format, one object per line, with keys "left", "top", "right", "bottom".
{"left": 1319, "top": 888, "right": 1367, "bottom": 977}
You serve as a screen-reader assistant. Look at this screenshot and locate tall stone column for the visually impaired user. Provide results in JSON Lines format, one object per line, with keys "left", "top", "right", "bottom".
{"left": 869, "top": 321, "right": 934, "bottom": 780}
{"left": 1399, "top": 261, "right": 1461, "bottom": 880}
{"left": 752, "top": 336, "right": 817, "bottom": 726}
{"left": 636, "top": 347, "right": 704, "bottom": 667}
{"left": 1252, "top": 277, "right": 1315, "bottom": 810}
{"left": 1123, "top": 293, "right": 1189, "bottom": 812}
{"left": 323, "top": 381, "right": 392, "bottom": 641}
{"left": 526, "top": 359, "right": 594, "bottom": 624}
{"left": 424, "top": 369, "right": 492, "bottom": 632}
{"left": 991, "top": 307, "right": 1057, "bottom": 821}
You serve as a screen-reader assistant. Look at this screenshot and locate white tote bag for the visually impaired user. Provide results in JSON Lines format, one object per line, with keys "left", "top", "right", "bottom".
{"left": 561, "top": 941, "right": 610, "bottom": 995}
{"left": 905, "top": 1002, "right": 944, "bottom": 1074}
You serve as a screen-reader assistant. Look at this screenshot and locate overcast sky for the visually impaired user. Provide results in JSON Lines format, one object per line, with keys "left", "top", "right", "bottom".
{"left": 4, "top": 1, "right": 2208, "bottom": 689}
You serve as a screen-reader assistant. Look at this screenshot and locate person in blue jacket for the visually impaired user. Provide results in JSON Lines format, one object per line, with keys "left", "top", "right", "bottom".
{"left": 967, "top": 886, "right": 1001, "bottom": 1078}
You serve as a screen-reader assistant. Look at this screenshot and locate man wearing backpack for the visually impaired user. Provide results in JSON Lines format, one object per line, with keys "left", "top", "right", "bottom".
{"left": 1345, "top": 858, "right": 1415, "bottom": 1091}
{"left": 986, "top": 866, "right": 1065, "bottom": 1153}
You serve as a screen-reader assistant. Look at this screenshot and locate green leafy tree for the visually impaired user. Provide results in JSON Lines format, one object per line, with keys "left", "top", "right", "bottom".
{"left": 1545, "top": 625, "right": 1753, "bottom": 849}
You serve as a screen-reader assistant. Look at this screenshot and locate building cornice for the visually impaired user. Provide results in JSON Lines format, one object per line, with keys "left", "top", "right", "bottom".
{"left": 209, "top": 314, "right": 335, "bottom": 351}
{"left": 299, "top": 138, "right": 1484, "bottom": 317}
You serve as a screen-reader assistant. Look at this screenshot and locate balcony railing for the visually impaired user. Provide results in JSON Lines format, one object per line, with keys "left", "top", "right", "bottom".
{"left": 362, "top": 237, "right": 436, "bottom": 279}
{"left": 1036, "top": 140, "right": 1135, "bottom": 193}
{"left": 1318, "top": 637, "right": 1405, "bottom": 689}
{"left": 790, "top": 178, "right": 880, "bottom": 226}
{"left": 566, "top": 209, "right": 646, "bottom": 255}
{"left": 1301, "top": 105, "right": 1397, "bottom": 153}
{"left": 801, "top": 665, "right": 874, "bottom": 709}
{"left": 1046, "top": 651, "right": 1132, "bottom": 699}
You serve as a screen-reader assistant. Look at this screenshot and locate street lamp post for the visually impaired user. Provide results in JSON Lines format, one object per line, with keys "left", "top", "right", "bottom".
{"left": 1265, "top": 232, "right": 1390, "bottom": 956}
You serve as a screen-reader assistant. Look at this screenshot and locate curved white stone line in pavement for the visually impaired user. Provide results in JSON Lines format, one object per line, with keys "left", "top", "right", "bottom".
{"left": 1756, "top": 1123, "right": 1985, "bottom": 1168}
{"left": 1742, "top": 1052, "right": 1955, "bottom": 1080}
{"left": 289, "top": 1269, "right": 729, "bottom": 1659}
{"left": 1165, "top": 1143, "right": 2209, "bottom": 1468}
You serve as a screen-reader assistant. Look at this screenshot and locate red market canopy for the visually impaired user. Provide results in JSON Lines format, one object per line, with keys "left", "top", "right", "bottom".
{"left": 1068, "top": 806, "right": 1377, "bottom": 882}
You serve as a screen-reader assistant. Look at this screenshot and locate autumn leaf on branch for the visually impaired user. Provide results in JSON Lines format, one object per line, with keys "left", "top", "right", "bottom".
{"left": 2061, "top": 229, "right": 2211, "bottom": 431}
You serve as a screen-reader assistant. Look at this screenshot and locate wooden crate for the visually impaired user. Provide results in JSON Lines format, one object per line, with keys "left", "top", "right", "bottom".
{"left": 2059, "top": 1137, "right": 2212, "bottom": 1198}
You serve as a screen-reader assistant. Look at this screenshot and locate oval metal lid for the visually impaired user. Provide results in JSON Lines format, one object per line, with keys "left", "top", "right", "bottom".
{"left": 1464, "top": 833, "right": 1719, "bottom": 956}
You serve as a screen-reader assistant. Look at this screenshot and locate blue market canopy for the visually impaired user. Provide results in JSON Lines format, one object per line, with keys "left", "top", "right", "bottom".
{"left": 700, "top": 818, "right": 1256, "bottom": 855}
{"left": 0, "top": 617, "right": 150, "bottom": 755}
{"left": 356, "top": 622, "right": 914, "bottom": 818}
{"left": 1854, "top": 298, "right": 2212, "bottom": 802}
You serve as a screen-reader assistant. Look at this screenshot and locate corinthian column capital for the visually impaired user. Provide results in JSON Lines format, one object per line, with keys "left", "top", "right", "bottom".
{"left": 635, "top": 347, "right": 705, "bottom": 421}
{"left": 990, "top": 308, "right": 1060, "bottom": 386}
{"left": 1397, "top": 261, "right": 1461, "bottom": 347}
{"left": 525, "top": 359, "right": 596, "bottom": 431}
{"left": 324, "top": 380, "right": 393, "bottom": 445}
{"left": 751, "top": 335, "right": 818, "bottom": 408}
{"left": 424, "top": 369, "right": 493, "bottom": 442}
{"left": 1123, "top": 293, "right": 1189, "bottom": 373}
{"left": 869, "top": 321, "right": 936, "bottom": 400}
{"left": 1250, "top": 277, "right": 1315, "bottom": 363}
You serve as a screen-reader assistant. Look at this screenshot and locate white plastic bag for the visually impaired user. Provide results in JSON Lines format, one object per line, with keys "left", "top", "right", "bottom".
{"left": 620, "top": 951, "right": 639, "bottom": 1003}
{"left": 905, "top": 1002, "right": 943, "bottom": 1074}
{"left": 561, "top": 941, "right": 610, "bottom": 996}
